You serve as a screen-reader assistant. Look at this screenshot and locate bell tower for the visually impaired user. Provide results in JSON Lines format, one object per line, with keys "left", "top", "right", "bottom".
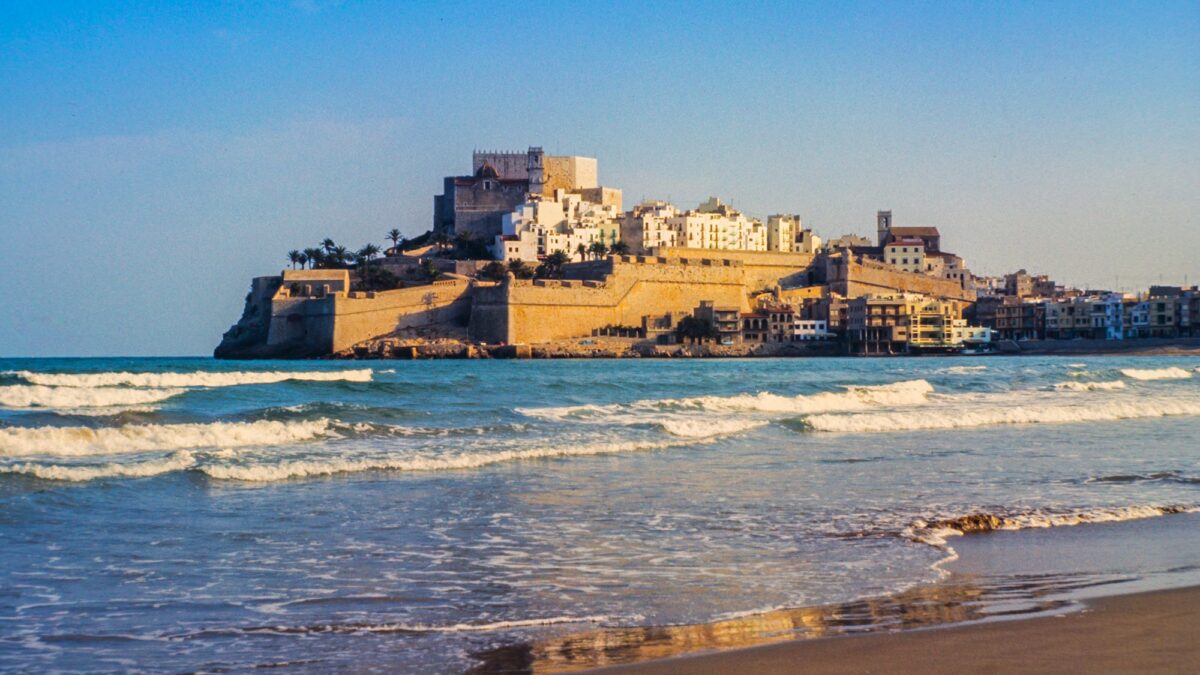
{"left": 526, "top": 146, "right": 545, "bottom": 198}
{"left": 877, "top": 210, "right": 892, "bottom": 247}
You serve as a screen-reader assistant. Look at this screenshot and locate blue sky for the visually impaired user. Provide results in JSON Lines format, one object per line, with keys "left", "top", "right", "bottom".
{"left": 1, "top": 1, "right": 1197, "bottom": 356}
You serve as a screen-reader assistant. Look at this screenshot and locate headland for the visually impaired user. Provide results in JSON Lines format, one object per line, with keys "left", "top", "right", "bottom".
{"left": 215, "top": 147, "right": 1200, "bottom": 359}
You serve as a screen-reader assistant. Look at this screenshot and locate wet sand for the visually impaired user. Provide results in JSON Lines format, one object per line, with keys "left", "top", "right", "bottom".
{"left": 593, "top": 586, "right": 1200, "bottom": 674}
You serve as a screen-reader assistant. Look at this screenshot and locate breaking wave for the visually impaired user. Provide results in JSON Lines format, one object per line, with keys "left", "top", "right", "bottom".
{"left": 656, "top": 418, "right": 769, "bottom": 438}
{"left": 1120, "top": 367, "right": 1192, "bottom": 381}
{"left": 906, "top": 504, "right": 1198, "bottom": 547}
{"left": 0, "top": 452, "right": 197, "bottom": 481}
{"left": 0, "top": 385, "right": 186, "bottom": 409}
{"left": 1053, "top": 380, "right": 1127, "bottom": 392}
{"left": 0, "top": 419, "right": 337, "bottom": 458}
{"left": 201, "top": 437, "right": 698, "bottom": 482}
{"left": 937, "top": 365, "right": 988, "bottom": 375}
{"left": 797, "top": 396, "right": 1200, "bottom": 433}
{"left": 4, "top": 369, "right": 374, "bottom": 389}
{"left": 520, "top": 379, "right": 935, "bottom": 420}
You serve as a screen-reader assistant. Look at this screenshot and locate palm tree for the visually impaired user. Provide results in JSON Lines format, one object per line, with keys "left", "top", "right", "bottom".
{"left": 358, "top": 244, "right": 381, "bottom": 287}
{"left": 386, "top": 228, "right": 402, "bottom": 255}
{"left": 588, "top": 241, "right": 608, "bottom": 260}
{"left": 287, "top": 250, "right": 301, "bottom": 269}
{"left": 303, "top": 247, "right": 323, "bottom": 269}
{"left": 508, "top": 259, "right": 534, "bottom": 279}
{"left": 332, "top": 245, "right": 350, "bottom": 267}
{"left": 575, "top": 243, "right": 587, "bottom": 262}
{"left": 297, "top": 252, "right": 309, "bottom": 269}
{"left": 610, "top": 240, "right": 630, "bottom": 256}
{"left": 433, "top": 231, "right": 451, "bottom": 253}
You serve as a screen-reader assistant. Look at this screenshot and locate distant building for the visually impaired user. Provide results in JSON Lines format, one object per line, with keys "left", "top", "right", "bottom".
{"left": 434, "top": 147, "right": 618, "bottom": 242}
{"left": 883, "top": 238, "right": 926, "bottom": 274}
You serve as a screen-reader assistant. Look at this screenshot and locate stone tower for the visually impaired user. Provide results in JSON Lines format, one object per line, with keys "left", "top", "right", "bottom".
{"left": 526, "top": 146, "right": 545, "bottom": 198}
{"left": 877, "top": 210, "right": 892, "bottom": 247}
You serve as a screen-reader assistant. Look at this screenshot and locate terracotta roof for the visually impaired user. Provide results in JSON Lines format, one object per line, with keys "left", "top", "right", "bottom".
{"left": 889, "top": 226, "right": 940, "bottom": 237}
{"left": 885, "top": 238, "right": 925, "bottom": 247}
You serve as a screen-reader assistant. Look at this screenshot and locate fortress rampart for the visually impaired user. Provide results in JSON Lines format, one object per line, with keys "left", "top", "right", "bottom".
{"left": 216, "top": 251, "right": 974, "bottom": 358}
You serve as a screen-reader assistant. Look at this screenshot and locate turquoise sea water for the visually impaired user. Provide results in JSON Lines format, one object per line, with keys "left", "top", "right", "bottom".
{"left": 1, "top": 356, "right": 1198, "bottom": 671}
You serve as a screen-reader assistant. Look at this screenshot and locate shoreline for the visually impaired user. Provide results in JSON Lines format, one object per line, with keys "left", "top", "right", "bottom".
{"left": 592, "top": 586, "right": 1200, "bottom": 674}
{"left": 467, "top": 513, "right": 1200, "bottom": 673}
{"left": 329, "top": 336, "right": 1200, "bottom": 360}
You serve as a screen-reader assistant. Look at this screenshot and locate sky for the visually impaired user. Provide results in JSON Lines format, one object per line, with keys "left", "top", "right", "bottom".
{"left": 1, "top": 1, "right": 1197, "bottom": 356}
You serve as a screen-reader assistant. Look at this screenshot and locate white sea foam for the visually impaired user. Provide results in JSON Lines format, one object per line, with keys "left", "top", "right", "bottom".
{"left": 0, "top": 451, "right": 197, "bottom": 481}
{"left": 520, "top": 380, "right": 935, "bottom": 421}
{"left": 358, "top": 615, "right": 614, "bottom": 633}
{"left": 0, "top": 419, "right": 337, "bottom": 458}
{"left": 657, "top": 418, "right": 769, "bottom": 438}
{"left": 201, "top": 437, "right": 697, "bottom": 482}
{"left": 5, "top": 369, "right": 373, "bottom": 388}
{"left": 1053, "top": 380, "right": 1127, "bottom": 392}
{"left": 907, "top": 504, "right": 1199, "bottom": 547}
{"left": 801, "top": 396, "right": 1200, "bottom": 433}
{"left": 937, "top": 365, "right": 988, "bottom": 375}
{"left": 0, "top": 385, "right": 186, "bottom": 409}
{"left": 1120, "top": 367, "right": 1192, "bottom": 381}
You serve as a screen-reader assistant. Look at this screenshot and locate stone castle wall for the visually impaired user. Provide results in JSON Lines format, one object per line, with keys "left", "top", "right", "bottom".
{"left": 652, "top": 247, "right": 818, "bottom": 291}
{"left": 828, "top": 256, "right": 976, "bottom": 302}
{"left": 471, "top": 256, "right": 749, "bottom": 344}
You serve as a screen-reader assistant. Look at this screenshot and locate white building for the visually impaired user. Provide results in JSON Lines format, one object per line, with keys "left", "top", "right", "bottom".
{"left": 668, "top": 197, "right": 766, "bottom": 252}
{"left": 793, "top": 318, "right": 830, "bottom": 340}
{"left": 620, "top": 201, "right": 682, "bottom": 252}
{"left": 884, "top": 238, "right": 925, "bottom": 274}
{"left": 493, "top": 190, "right": 620, "bottom": 263}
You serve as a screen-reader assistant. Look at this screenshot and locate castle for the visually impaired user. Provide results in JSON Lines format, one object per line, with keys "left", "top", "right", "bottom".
{"left": 215, "top": 149, "right": 979, "bottom": 358}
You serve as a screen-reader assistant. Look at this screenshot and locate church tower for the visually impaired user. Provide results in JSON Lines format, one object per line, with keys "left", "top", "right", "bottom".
{"left": 526, "top": 146, "right": 545, "bottom": 198}
{"left": 877, "top": 210, "right": 892, "bottom": 247}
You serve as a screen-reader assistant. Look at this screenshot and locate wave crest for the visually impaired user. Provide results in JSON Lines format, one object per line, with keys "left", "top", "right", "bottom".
{"left": 201, "top": 437, "right": 696, "bottom": 482}
{"left": 1121, "top": 367, "right": 1192, "bottom": 381}
{"left": 1053, "top": 380, "right": 1127, "bottom": 392}
{"left": 4, "top": 369, "right": 374, "bottom": 388}
{"left": 0, "top": 452, "right": 197, "bottom": 481}
{"left": 798, "top": 396, "right": 1200, "bottom": 433}
{"left": 0, "top": 419, "right": 337, "bottom": 458}
{"left": 907, "top": 504, "right": 1197, "bottom": 546}
{"left": 0, "top": 385, "right": 186, "bottom": 409}
{"left": 520, "top": 380, "right": 935, "bottom": 421}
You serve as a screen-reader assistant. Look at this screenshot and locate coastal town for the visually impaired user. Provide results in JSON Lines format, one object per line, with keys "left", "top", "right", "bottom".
{"left": 217, "top": 147, "right": 1199, "bottom": 359}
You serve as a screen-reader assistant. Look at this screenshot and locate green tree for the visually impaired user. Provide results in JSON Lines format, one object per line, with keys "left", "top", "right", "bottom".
{"left": 433, "top": 231, "right": 452, "bottom": 253}
{"left": 610, "top": 240, "right": 630, "bottom": 255}
{"left": 386, "top": 228, "right": 403, "bottom": 254}
{"left": 588, "top": 241, "right": 608, "bottom": 260}
{"left": 332, "top": 245, "right": 350, "bottom": 267}
{"left": 575, "top": 243, "right": 588, "bottom": 262}
{"left": 480, "top": 260, "right": 507, "bottom": 281}
{"left": 676, "top": 316, "right": 716, "bottom": 344}
{"left": 287, "top": 250, "right": 302, "bottom": 269}
{"left": 420, "top": 258, "right": 441, "bottom": 281}
{"left": 303, "top": 247, "right": 324, "bottom": 269}
{"left": 321, "top": 238, "right": 337, "bottom": 254}
{"left": 508, "top": 259, "right": 534, "bottom": 279}
{"left": 358, "top": 243, "right": 381, "bottom": 287}
{"left": 297, "top": 252, "right": 309, "bottom": 269}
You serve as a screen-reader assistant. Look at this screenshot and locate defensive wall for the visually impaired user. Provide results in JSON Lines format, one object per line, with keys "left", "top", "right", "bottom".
{"left": 470, "top": 255, "right": 749, "bottom": 344}
{"left": 216, "top": 270, "right": 471, "bottom": 358}
{"left": 826, "top": 255, "right": 976, "bottom": 303}
{"left": 651, "top": 247, "right": 818, "bottom": 290}
{"left": 217, "top": 251, "right": 977, "bottom": 358}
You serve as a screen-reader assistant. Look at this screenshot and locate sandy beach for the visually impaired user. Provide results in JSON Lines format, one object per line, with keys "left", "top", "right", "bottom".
{"left": 594, "top": 585, "right": 1200, "bottom": 674}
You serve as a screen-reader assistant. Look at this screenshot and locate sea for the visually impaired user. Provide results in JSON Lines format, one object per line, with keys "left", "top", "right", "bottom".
{"left": 1, "top": 355, "right": 1198, "bottom": 672}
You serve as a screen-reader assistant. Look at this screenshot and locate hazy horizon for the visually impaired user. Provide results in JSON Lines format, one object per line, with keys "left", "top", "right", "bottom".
{"left": 2, "top": 1, "right": 1197, "bottom": 356}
